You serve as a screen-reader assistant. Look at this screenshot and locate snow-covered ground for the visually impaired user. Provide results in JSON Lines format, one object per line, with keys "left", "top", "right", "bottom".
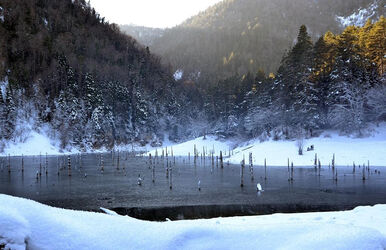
{"left": 2, "top": 124, "right": 386, "bottom": 167}
{"left": 149, "top": 125, "right": 386, "bottom": 167}
{"left": 0, "top": 194, "right": 385, "bottom": 249}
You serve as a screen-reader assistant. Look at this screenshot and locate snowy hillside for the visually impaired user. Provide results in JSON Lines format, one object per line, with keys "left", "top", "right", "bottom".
{"left": 0, "top": 194, "right": 385, "bottom": 249}
{"left": 149, "top": 124, "right": 386, "bottom": 167}
{"left": 336, "top": 0, "right": 382, "bottom": 27}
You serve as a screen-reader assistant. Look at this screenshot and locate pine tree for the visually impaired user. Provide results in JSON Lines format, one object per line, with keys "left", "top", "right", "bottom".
{"left": 365, "top": 16, "right": 385, "bottom": 75}
{"left": 2, "top": 86, "right": 16, "bottom": 139}
{"left": 327, "top": 26, "right": 370, "bottom": 134}
{"left": 275, "top": 25, "right": 315, "bottom": 130}
{"left": 85, "top": 72, "right": 102, "bottom": 115}
{"left": 131, "top": 82, "right": 150, "bottom": 137}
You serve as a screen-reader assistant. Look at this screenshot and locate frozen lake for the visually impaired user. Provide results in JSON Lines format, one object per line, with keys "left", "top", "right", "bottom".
{"left": 1, "top": 153, "right": 385, "bottom": 220}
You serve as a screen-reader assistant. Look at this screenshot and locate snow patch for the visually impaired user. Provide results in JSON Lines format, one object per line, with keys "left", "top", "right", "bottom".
{"left": 0, "top": 206, "right": 30, "bottom": 250}
{"left": 1, "top": 120, "right": 79, "bottom": 156}
{"left": 0, "top": 6, "right": 4, "bottom": 23}
{"left": 173, "top": 69, "right": 183, "bottom": 81}
{"left": 2, "top": 130, "right": 62, "bottom": 156}
{"left": 149, "top": 124, "right": 386, "bottom": 167}
{"left": 42, "top": 17, "right": 48, "bottom": 27}
{"left": 0, "top": 194, "right": 386, "bottom": 249}
{"left": 336, "top": 1, "right": 378, "bottom": 27}
{"left": 0, "top": 77, "right": 8, "bottom": 102}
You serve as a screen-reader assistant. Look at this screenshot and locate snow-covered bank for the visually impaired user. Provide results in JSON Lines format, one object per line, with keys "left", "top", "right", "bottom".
{"left": 2, "top": 124, "right": 386, "bottom": 167}
{"left": 0, "top": 130, "right": 79, "bottom": 156}
{"left": 149, "top": 125, "right": 386, "bottom": 167}
{"left": 0, "top": 194, "right": 385, "bottom": 249}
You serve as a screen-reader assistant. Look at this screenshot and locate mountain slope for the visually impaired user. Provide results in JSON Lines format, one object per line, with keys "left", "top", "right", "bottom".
{"left": 0, "top": 0, "right": 190, "bottom": 151}
{"left": 120, "top": 24, "right": 164, "bottom": 47}
{"left": 150, "top": 0, "right": 384, "bottom": 84}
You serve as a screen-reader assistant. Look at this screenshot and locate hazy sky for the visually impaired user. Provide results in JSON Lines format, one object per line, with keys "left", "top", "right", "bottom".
{"left": 89, "top": 0, "right": 223, "bottom": 28}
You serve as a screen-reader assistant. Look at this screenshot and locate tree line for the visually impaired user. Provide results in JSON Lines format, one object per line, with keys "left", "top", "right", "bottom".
{"left": 202, "top": 17, "right": 385, "bottom": 139}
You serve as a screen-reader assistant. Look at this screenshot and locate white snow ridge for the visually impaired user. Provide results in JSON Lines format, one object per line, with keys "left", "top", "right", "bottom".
{"left": 336, "top": 1, "right": 379, "bottom": 27}
{"left": 0, "top": 194, "right": 386, "bottom": 249}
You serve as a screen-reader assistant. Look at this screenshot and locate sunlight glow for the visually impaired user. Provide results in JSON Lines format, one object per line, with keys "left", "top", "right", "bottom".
{"left": 89, "top": 0, "right": 223, "bottom": 28}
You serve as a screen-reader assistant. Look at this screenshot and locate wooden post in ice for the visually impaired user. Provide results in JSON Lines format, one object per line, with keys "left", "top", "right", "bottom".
{"left": 367, "top": 160, "right": 370, "bottom": 173}
{"left": 318, "top": 160, "right": 321, "bottom": 176}
{"left": 288, "top": 161, "right": 291, "bottom": 181}
{"left": 44, "top": 153, "right": 48, "bottom": 175}
{"left": 332, "top": 154, "right": 335, "bottom": 170}
{"left": 169, "top": 163, "right": 173, "bottom": 190}
{"left": 117, "top": 151, "right": 120, "bottom": 170}
{"left": 149, "top": 154, "right": 152, "bottom": 169}
{"left": 152, "top": 160, "right": 155, "bottom": 183}
{"left": 39, "top": 153, "right": 42, "bottom": 175}
{"left": 67, "top": 155, "right": 72, "bottom": 177}
{"left": 287, "top": 158, "right": 290, "bottom": 173}
{"left": 353, "top": 162, "right": 356, "bottom": 173}
{"left": 194, "top": 144, "right": 197, "bottom": 165}
{"left": 264, "top": 158, "right": 267, "bottom": 180}
{"left": 166, "top": 159, "right": 169, "bottom": 179}
{"left": 220, "top": 151, "right": 223, "bottom": 168}
{"left": 314, "top": 153, "right": 317, "bottom": 169}
{"left": 21, "top": 154, "right": 24, "bottom": 173}
{"left": 291, "top": 162, "right": 294, "bottom": 181}
{"left": 362, "top": 165, "right": 366, "bottom": 181}
{"left": 240, "top": 157, "right": 245, "bottom": 187}
{"left": 249, "top": 152, "right": 254, "bottom": 180}
{"left": 7, "top": 154, "right": 11, "bottom": 174}
{"left": 101, "top": 154, "right": 104, "bottom": 172}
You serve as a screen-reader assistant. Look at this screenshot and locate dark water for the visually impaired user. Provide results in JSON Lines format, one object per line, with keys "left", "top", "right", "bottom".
{"left": 0, "top": 153, "right": 385, "bottom": 220}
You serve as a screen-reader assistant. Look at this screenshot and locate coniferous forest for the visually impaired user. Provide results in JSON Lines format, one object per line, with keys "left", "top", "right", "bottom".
{"left": 0, "top": 0, "right": 385, "bottom": 152}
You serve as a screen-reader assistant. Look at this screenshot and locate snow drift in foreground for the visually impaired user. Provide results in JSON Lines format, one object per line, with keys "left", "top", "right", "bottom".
{"left": 0, "top": 194, "right": 385, "bottom": 250}
{"left": 149, "top": 125, "right": 386, "bottom": 167}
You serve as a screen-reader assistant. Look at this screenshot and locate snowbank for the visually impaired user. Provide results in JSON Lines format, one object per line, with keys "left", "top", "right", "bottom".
{"left": 2, "top": 123, "right": 386, "bottom": 167}
{"left": 149, "top": 125, "right": 386, "bottom": 167}
{"left": 1, "top": 130, "right": 79, "bottom": 156}
{"left": 0, "top": 194, "right": 385, "bottom": 249}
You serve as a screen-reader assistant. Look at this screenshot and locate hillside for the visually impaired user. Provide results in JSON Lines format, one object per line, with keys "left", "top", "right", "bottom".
{"left": 0, "top": 0, "right": 384, "bottom": 154}
{"left": 0, "top": 0, "right": 193, "bottom": 151}
{"left": 150, "top": 0, "right": 384, "bottom": 84}
{"left": 120, "top": 24, "right": 164, "bottom": 47}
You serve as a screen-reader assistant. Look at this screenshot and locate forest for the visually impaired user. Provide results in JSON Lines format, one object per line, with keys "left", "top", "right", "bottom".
{"left": 0, "top": 0, "right": 385, "bottom": 152}
{"left": 203, "top": 19, "right": 385, "bottom": 140}
{"left": 0, "top": 0, "right": 192, "bottom": 150}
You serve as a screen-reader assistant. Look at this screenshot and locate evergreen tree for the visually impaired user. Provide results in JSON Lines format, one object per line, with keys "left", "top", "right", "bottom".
{"left": 85, "top": 73, "right": 102, "bottom": 115}
{"left": 2, "top": 86, "right": 16, "bottom": 139}
{"left": 365, "top": 16, "right": 385, "bottom": 75}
